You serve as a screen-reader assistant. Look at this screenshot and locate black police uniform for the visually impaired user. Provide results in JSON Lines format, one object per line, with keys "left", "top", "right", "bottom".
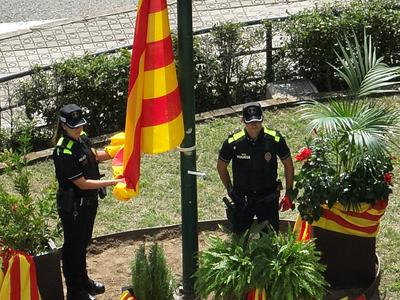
{"left": 219, "top": 126, "right": 290, "bottom": 233}
{"left": 53, "top": 132, "right": 101, "bottom": 298}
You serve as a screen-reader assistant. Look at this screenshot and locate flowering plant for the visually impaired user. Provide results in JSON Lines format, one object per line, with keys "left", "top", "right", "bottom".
{"left": 294, "top": 138, "right": 394, "bottom": 223}
{"left": 293, "top": 29, "right": 400, "bottom": 223}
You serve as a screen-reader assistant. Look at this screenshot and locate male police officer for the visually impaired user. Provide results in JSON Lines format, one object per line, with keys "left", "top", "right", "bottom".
{"left": 53, "top": 104, "right": 121, "bottom": 300}
{"left": 217, "top": 102, "right": 294, "bottom": 233}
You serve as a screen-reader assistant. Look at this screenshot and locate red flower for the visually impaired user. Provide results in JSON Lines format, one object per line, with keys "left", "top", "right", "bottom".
{"left": 295, "top": 147, "right": 312, "bottom": 161}
{"left": 384, "top": 172, "right": 393, "bottom": 184}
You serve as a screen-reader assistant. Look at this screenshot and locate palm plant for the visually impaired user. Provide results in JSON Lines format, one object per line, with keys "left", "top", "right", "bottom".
{"left": 294, "top": 100, "right": 400, "bottom": 220}
{"left": 329, "top": 29, "right": 400, "bottom": 98}
{"left": 293, "top": 30, "right": 400, "bottom": 221}
{"left": 300, "top": 100, "right": 400, "bottom": 173}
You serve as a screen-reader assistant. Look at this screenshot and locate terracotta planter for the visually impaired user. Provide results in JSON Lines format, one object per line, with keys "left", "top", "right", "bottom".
{"left": 33, "top": 249, "right": 64, "bottom": 300}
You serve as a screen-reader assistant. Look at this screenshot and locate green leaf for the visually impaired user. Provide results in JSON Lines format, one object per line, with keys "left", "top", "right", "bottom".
{"left": 330, "top": 28, "right": 400, "bottom": 97}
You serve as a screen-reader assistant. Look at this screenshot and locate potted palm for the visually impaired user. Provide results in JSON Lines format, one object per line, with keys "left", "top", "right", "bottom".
{"left": 0, "top": 133, "right": 63, "bottom": 299}
{"left": 194, "top": 223, "right": 328, "bottom": 300}
{"left": 293, "top": 29, "right": 400, "bottom": 290}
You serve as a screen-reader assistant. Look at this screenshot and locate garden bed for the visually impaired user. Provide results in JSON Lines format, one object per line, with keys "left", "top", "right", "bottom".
{"left": 85, "top": 219, "right": 230, "bottom": 299}
{"left": 84, "top": 219, "right": 295, "bottom": 300}
{"left": 82, "top": 219, "right": 382, "bottom": 300}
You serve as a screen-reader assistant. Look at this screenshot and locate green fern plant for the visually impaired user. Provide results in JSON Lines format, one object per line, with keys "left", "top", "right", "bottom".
{"left": 131, "top": 242, "right": 175, "bottom": 300}
{"left": 329, "top": 28, "right": 400, "bottom": 98}
{"left": 194, "top": 223, "right": 328, "bottom": 300}
{"left": 258, "top": 231, "right": 328, "bottom": 300}
{"left": 194, "top": 223, "right": 265, "bottom": 300}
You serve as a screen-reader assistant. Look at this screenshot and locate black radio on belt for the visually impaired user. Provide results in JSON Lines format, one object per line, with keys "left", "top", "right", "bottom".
{"left": 98, "top": 187, "right": 107, "bottom": 199}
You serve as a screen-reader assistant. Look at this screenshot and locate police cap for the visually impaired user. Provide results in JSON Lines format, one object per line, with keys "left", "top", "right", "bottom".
{"left": 243, "top": 102, "right": 263, "bottom": 124}
{"left": 59, "top": 104, "right": 87, "bottom": 128}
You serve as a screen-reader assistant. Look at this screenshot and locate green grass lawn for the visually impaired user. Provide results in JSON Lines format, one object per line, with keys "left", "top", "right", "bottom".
{"left": 2, "top": 96, "right": 400, "bottom": 298}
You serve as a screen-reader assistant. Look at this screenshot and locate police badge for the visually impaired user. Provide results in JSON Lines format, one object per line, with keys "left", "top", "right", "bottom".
{"left": 264, "top": 152, "right": 272, "bottom": 162}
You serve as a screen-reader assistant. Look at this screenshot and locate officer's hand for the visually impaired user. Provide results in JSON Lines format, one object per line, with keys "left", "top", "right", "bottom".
{"left": 109, "top": 178, "right": 125, "bottom": 186}
{"left": 279, "top": 195, "right": 294, "bottom": 212}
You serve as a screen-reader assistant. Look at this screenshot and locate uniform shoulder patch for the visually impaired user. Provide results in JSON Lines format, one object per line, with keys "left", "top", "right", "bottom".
{"left": 263, "top": 127, "right": 282, "bottom": 142}
{"left": 228, "top": 128, "right": 245, "bottom": 144}
{"left": 228, "top": 127, "right": 242, "bottom": 137}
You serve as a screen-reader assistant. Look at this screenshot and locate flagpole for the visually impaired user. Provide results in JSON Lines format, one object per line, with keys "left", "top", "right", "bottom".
{"left": 177, "top": 0, "right": 198, "bottom": 298}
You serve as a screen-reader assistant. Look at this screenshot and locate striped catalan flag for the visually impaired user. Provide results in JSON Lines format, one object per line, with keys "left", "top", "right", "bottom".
{"left": 109, "top": 0, "right": 184, "bottom": 200}
{"left": 294, "top": 200, "right": 387, "bottom": 240}
{"left": 293, "top": 215, "right": 311, "bottom": 242}
{"left": 0, "top": 255, "right": 4, "bottom": 292}
{"left": 120, "top": 290, "right": 136, "bottom": 300}
{"left": 312, "top": 200, "right": 387, "bottom": 237}
{"left": 294, "top": 199, "right": 387, "bottom": 241}
{"left": 246, "top": 288, "right": 267, "bottom": 300}
{"left": 0, "top": 250, "right": 41, "bottom": 300}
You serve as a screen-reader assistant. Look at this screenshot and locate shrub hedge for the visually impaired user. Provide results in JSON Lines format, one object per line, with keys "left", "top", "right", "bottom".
{"left": 7, "top": 0, "right": 400, "bottom": 149}
{"left": 276, "top": 0, "right": 400, "bottom": 91}
{"left": 16, "top": 50, "right": 130, "bottom": 147}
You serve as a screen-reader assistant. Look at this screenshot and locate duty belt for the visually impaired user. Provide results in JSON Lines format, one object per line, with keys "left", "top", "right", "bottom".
{"left": 78, "top": 195, "right": 98, "bottom": 207}
{"left": 231, "top": 190, "right": 279, "bottom": 207}
{"left": 57, "top": 188, "right": 98, "bottom": 207}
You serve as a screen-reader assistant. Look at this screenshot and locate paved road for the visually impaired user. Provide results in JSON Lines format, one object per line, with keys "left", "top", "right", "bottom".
{"left": 0, "top": 0, "right": 135, "bottom": 22}
{"left": 0, "top": 0, "right": 346, "bottom": 128}
{"left": 1, "top": 0, "right": 325, "bottom": 76}
{"left": 0, "top": 0, "right": 347, "bottom": 77}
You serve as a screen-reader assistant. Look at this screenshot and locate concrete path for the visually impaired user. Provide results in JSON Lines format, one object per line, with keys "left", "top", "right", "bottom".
{"left": 0, "top": 0, "right": 345, "bottom": 76}
{"left": 0, "top": 0, "right": 135, "bottom": 23}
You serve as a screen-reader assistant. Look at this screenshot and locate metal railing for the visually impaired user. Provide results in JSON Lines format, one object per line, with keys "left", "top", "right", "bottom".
{"left": 0, "top": 17, "right": 287, "bottom": 130}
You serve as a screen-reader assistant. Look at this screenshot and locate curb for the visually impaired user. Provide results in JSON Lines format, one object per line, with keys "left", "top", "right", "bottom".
{"left": 89, "top": 218, "right": 295, "bottom": 248}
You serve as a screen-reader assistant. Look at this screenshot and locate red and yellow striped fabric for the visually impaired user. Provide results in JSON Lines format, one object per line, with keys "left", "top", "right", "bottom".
{"left": 294, "top": 200, "right": 387, "bottom": 240}
{"left": 109, "top": 0, "right": 184, "bottom": 200}
{"left": 0, "top": 254, "right": 4, "bottom": 292}
{"left": 246, "top": 288, "right": 267, "bottom": 300}
{"left": 293, "top": 215, "right": 311, "bottom": 242}
{"left": 312, "top": 200, "right": 387, "bottom": 237}
{"left": 0, "top": 249, "right": 41, "bottom": 300}
{"left": 119, "top": 290, "right": 136, "bottom": 300}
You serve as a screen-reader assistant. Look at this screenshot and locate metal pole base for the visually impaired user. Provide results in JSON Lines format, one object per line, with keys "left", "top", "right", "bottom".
{"left": 174, "top": 286, "right": 197, "bottom": 300}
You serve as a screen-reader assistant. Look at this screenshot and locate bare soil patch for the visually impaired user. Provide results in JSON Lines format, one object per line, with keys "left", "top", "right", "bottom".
{"left": 84, "top": 225, "right": 226, "bottom": 300}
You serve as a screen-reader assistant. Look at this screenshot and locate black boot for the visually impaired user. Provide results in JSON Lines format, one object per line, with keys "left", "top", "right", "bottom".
{"left": 85, "top": 279, "right": 105, "bottom": 296}
{"left": 67, "top": 290, "right": 96, "bottom": 300}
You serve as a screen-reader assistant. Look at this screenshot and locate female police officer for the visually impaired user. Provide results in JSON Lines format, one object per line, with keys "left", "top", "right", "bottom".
{"left": 53, "top": 104, "right": 122, "bottom": 300}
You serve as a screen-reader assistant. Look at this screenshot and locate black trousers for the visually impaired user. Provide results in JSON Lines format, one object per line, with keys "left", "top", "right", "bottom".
{"left": 226, "top": 195, "right": 279, "bottom": 234}
{"left": 58, "top": 203, "right": 98, "bottom": 292}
